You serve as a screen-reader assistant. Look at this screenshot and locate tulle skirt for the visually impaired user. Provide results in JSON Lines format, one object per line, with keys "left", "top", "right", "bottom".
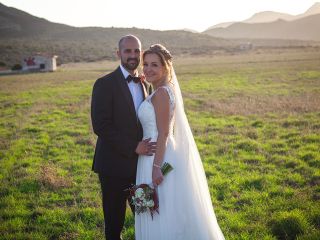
{"left": 135, "top": 136, "right": 225, "bottom": 240}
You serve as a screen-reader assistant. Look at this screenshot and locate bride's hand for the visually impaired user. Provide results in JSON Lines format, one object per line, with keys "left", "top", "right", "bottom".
{"left": 152, "top": 167, "right": 164, "bottom": 186}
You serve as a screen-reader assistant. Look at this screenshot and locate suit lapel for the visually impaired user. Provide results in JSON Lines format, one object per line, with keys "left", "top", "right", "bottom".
{"left": 115, "top": 67, "right": 137, "bottom": 118}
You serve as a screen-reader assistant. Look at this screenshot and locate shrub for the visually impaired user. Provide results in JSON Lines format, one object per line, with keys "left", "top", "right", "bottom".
{"left": 11, "top": 64, "right": 22, "bottom": 71}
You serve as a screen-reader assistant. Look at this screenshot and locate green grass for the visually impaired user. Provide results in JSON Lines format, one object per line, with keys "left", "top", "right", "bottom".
{"left": 1, "top": 49, "right": 320, "bottom": 239}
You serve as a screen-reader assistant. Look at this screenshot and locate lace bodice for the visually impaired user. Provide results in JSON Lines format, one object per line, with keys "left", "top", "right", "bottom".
{"left": 138, "top": 85, "right": 175, "bottom": 141}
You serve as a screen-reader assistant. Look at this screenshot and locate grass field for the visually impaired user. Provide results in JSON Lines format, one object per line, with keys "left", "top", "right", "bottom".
{"left": 0, "top": 48, "right": 320, "bottom": 239}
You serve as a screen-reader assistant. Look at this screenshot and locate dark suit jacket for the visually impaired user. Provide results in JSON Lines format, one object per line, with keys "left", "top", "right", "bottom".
{"left": 91, "top": 67, "right": 152, "bottom": 177}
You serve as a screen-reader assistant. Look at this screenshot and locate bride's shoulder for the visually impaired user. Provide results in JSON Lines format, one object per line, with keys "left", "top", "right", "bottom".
{"left": 151, "top": 85, "right": 175, "bottom": 108}
{"left": 151, "top": 87, "right": 170, "bottom": 101}
{"left": 154, "top": 85, "right": 174, "bottom": 98}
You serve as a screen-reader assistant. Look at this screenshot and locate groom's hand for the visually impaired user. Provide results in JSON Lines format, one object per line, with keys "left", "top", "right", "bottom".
{"left": 135, "top": 138, "right": 157, "bottom": 156}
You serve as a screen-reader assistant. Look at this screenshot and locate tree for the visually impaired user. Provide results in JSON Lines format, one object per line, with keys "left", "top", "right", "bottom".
{"left": 11, "top": 64, "right": 22, "bottom": 71}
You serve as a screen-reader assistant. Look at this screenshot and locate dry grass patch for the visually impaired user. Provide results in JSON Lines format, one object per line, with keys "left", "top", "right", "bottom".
{"left": 199, "top": 94, "right": 320, "bottom": 115}
{"left": 39, "top": 164, "right": 73, "bottom": 190}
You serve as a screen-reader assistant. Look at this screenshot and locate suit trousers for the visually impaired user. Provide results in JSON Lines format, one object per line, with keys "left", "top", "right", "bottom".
{"left": 99, "top": 174, "right": 135, "bottom": 240}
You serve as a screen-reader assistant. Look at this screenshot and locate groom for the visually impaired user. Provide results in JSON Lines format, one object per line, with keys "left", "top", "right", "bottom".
{"left": 91, "top": 35, "right": 155, "bottom": 240}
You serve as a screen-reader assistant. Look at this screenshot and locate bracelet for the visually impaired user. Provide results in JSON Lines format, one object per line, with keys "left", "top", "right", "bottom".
{"left": 153, "top": 163, "right": 161, "bottom": 168}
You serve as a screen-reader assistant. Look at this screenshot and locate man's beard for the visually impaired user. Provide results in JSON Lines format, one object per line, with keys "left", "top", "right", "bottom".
{"left": 122, "top": 57, "right": 140, "bottom": 71}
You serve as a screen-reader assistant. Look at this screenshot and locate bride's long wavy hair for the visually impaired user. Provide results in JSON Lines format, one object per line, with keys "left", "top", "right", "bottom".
{"left": 142, "top": 44, "right": 173, "bottom": 83}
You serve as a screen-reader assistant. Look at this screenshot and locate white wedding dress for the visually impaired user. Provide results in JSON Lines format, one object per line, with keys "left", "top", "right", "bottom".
{"left": 135, "top": 83, "right": 224, "bottom": 240}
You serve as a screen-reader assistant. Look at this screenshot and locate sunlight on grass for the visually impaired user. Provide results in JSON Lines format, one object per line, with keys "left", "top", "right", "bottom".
{"left": 0, "top": 49, "right": 320, "bottom": 239}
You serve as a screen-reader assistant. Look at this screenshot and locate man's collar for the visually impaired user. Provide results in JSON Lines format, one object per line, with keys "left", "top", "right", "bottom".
{"left": 120, "top": 64, "right": 138, "bottom": 79}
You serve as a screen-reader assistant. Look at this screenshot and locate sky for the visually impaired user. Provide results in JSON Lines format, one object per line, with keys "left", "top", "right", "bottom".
{"left": 1, "top": 0, "right": 318, "bottom": 32}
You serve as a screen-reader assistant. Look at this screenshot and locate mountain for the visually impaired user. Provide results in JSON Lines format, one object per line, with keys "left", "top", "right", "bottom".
{"left": 206, "top": 22, "right": 235, "bottom": 31}
{"left": 206, "top": 11, "right": 293, "bottom": 31}
{"left": 0, "top": 3, "right": 73, "bottom": 37}
{"left": 301, "top": 2, "right": 320, "bottom": 17}
{"left": 242, "top": 11, "right": 294, "bottom": 23}
{"left": 205, "top": 2, "right": 320, "bottom": 33}
{"left": 0, "top": 3, "right": 236, "bottom": 66}
{"left": 204, "top": 13, "right": 320, "bottom": 41}
{"left": 207, "top": 11, "right": 295, "bottom": 31}
{"left": 181, "top": 28, "right": 199, "bottom": 33}
{"left": 0, "top": 2, "right": 317, "bottom": 67}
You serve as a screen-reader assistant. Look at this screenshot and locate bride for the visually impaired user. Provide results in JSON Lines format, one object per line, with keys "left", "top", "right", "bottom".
{"left": 135, "top": 44, "right": 225, "bottom": 240}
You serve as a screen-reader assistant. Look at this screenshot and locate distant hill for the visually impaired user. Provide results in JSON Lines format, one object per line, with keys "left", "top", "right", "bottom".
{"left": 206, "top": 2, "right": 320, "bottom": 33}
{"left": 207, "top": 22, "right": 235, "bottom": 30}
{"left": 206, "top": 11, "right": 295, "bottom": 31}
{"left": 0, "top": 2, "right": 318, "bottom": 67}
{"left": 204, "top": 13, "right": 320, "bottom": 41}
{"left": 0, "top": 3, "right": 237, "bottom": 66}
{"left": 299, "top": 2, "right": 320, "bottom": 18}
{"left": 181, "top": 28, "right": 199, "bottom": 33}
{"left": 0, "top": 3, "right": 72, "bottom": 37}
{"left": 206, "top": 11, "right": 293, "bottom": 31}
{"left": 243, "top": 11, "right": 294, "bottom": 23}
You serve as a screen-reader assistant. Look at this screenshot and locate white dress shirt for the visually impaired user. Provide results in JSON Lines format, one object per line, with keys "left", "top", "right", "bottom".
{"left": 120, "top": 65, "right": 144, "bottom": 114}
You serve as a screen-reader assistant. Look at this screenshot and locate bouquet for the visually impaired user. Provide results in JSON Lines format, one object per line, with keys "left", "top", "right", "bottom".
{"left": 127, "top": 162, "right": 173, "bottom": 219}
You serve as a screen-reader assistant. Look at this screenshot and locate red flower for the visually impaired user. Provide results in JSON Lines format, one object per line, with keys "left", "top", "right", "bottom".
{"left": 138, "top": 74, "right": 146, "bottom": 83}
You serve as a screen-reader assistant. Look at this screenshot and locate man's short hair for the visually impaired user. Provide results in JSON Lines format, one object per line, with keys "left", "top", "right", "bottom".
{"left": 118, "top": 35, "right": 141, "bottom": 50}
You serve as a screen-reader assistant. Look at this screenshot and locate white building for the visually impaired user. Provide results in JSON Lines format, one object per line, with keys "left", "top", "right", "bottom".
{"left": 239, "top": 42, "right": 253, "bottom": 51}
{"left": 22, "top": 55, "right": 58, "bottom": 72}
